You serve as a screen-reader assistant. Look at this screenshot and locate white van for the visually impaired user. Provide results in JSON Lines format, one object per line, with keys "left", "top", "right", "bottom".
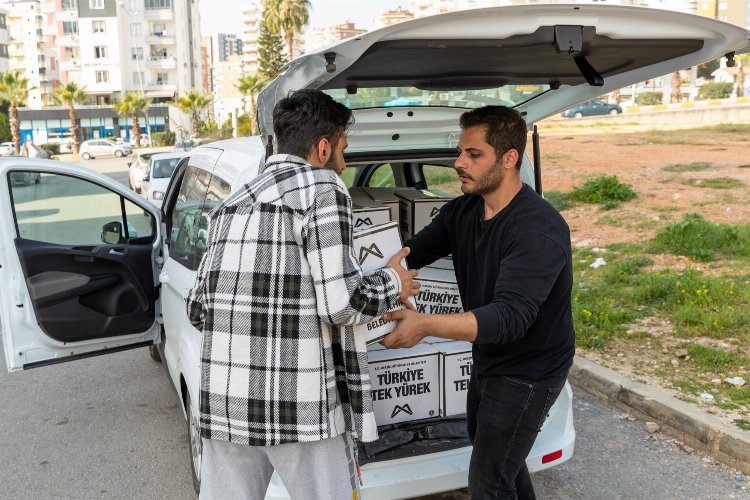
{"left": 1, "top": 5, "right": 747, "bottom": 498}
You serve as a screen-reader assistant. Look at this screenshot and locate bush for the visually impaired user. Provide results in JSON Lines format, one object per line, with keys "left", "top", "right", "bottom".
{"left": 40, "top": 143, "right": 60, "bottom": 155}
{"left": 151, "top": 131, "right": 176, "bottom": 147}
{"left": 649, "top": 213, "right": 750, "bottom": 261}
{"left": 570, "top": 175, "right": 636, "bottom": 210}
{"left": 635, "top": 92, "right": 663, "bottom": 106}
{"left": 699, "top": 82, "right": 733, "bottom": 99}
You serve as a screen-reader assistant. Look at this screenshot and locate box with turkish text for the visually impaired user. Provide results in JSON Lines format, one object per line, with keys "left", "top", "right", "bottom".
{"left": 435, "top": 341, "right": 473, "bottom": 417}
{"left": 416, "top": 266, "right": 463, "bottom": 316}
{"left": 396, "top": 189, "right": 455, "bottom": 240}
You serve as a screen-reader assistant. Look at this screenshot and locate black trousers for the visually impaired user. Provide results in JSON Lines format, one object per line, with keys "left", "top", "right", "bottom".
{"left": 467, "top": 371, "right": 568, "bottom": 500}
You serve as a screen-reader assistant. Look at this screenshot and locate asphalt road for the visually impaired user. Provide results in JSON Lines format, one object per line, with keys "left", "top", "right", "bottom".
{"left": 0, "top": 154, "right": 747, "bottom": 499}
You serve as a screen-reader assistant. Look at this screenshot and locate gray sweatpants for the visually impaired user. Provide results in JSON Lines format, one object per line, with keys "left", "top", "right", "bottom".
{"left": 199, "top": 433, "right": 359, "bottom": 500}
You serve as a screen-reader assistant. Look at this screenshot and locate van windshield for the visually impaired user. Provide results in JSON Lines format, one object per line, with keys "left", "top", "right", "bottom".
{"left": 323, "top": 85, "right": 549, "bottom": 110}
{"left": 152, "top": 158, "right": 180, "bottom": 179}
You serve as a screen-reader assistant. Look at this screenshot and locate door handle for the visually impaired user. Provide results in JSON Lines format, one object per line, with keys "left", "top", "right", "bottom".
{"left": 108, "top": 248, "right": 126, "bottom": 256}
{"left": 159, "top": 272, "right": 170, "bottom": 284}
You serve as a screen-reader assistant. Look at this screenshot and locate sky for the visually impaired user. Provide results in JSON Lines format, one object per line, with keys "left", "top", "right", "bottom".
{"left": 199, "top": 0, "right": 409, "bottom": 37}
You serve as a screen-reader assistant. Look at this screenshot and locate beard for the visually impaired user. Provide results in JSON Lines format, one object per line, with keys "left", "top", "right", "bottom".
{"left": 458, "top": 161, "right": 504, "bottom": 195}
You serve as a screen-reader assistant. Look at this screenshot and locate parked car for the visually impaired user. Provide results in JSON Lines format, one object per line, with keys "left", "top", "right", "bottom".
{"left": 140, "top": 152, "right": 185, "bottom": 207}
{"left": 1, "top": 5, "right": 747, "bottom": 499}
{"left": 128, "top": 148, "right": 173, "bottom": 193}
{"left": 0, "top": 142, "right": 16, "bottom": 156}
{"left": 560, "top": 99, "right": 622, "bottom": 118}
{"left": 79, "top": 139, "right": 132, "bottom": 160}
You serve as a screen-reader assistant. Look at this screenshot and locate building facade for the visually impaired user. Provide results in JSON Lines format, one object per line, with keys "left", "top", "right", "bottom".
{"left": 306, "top": 21, "right": 365, "bottom": 52}
{"left": 0, "top": 7, "right": 10, "bottom": 73}
{"left": 211, "top": 53, "right": 243, "bottom": 125}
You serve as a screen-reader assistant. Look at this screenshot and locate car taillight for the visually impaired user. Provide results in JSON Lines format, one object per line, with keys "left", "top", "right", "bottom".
{"left": 541, "top": 450, "right": 562, "bottom": 464}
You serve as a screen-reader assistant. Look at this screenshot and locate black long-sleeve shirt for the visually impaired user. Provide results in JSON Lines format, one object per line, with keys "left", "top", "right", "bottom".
{"left": 406, "top": 184, "right": 575, "bottom": 380}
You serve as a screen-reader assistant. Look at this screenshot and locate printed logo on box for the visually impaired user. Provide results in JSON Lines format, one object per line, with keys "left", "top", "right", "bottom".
{"left": 369, "top": 354, "right": 440, "bottom": 424}
{"left": 429, "top": 207, "right": 441, "bottom": 218}
{"left": 355, "top": 217, "right": 374, "bottom": 228}
{"left": 358, "top": 243, "right": 384, "bottom": 264}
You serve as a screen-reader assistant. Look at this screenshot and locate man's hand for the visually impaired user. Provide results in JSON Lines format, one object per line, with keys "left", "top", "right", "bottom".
{"left": 381, "top": 309, "right": 425, "bottom": 348}
{"left": 387, "top": 247, "right": 420, "bottom": 311}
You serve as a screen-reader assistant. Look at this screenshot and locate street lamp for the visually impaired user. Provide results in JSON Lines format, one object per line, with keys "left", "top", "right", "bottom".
{"left": 118, "top": 1, "right": 152, "bottom": 147}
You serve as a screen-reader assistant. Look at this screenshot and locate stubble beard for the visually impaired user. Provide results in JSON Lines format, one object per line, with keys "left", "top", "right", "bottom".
{"left": 459, "top": 161, "right": 504, "bottom": 196}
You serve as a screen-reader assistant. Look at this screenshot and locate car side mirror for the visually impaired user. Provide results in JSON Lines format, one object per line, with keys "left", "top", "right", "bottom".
{"left": 101, "top": 221, "right": 124, "bottom": 244}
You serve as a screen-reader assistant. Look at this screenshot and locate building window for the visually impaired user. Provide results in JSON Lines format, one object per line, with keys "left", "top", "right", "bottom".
{"left": 0, "top": 45, "right": 8, "bottom": 58}
{"left": 64, "top": 47, "right": 76, "bottom": 59}
{"left": 89, "top": 0, "right": 105, "bottom": 9}
{"left": 0, "top": 14, "right": 6, "bottom": 30}
{"left": 131, "top": 47, "right": 143, "bottom": 60}
{"left": 96, "top": 70, "right": 109, "bottom": 83}
{"left": 130, "top": 23, "right": 142, "bottom": 36}
{"left": 145, "top": 0, "right": 172, "bottom": 10}
{"left": 156, "top": 72, "right": 168, "bottom": 84}
{"left": 93, "top": 21, "right": 106, "bottom": 33}
{"left": 94, "top": 46, "right": 107, "bottom": 59}
{"left": 152, "top": 23, "right": 166, "bottom": 35}
{"left": 62, "top": 0, "right": 78, "bottom": 10}
{"left": 151, "top": 47, "right": 167, "bottom": 59}
{"left": 133, "top": 72, "right": 144, "bottom": 86}
{"left": 62, "top": 21, "right": 79, "bottom": 35}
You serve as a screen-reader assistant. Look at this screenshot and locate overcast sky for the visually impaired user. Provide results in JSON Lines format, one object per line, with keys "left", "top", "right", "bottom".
{"left": 199, "top": 0, "right": 409, "bottom": 37}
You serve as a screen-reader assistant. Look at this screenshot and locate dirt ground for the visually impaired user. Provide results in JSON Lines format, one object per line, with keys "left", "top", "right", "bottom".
{"left": 535, "top": 119, "right": 750, "bottom": 426}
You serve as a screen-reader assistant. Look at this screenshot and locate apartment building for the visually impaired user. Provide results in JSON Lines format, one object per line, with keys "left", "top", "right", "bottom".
{"left": 200, "top": 35, "right": 212, "bottom": 93}
{"left": 211, "top": 53, "right": 243, "bottom": 125}
{"left": 0, "top": 7, "right": 10, "bottom": 73}
{"left": 5, "top": 0, "right": 60, "bottom": 109}
{"left": 215, "top": 32, "right": 242, "bottom": 62}
{"left": 306, "top": 21, "right": 365, "bottom": 52}
{"left": 241, "top": 3, "right": 260, "bottom": 74}
{"left": 373, "top": 7, "right": 414, "bottom": 28}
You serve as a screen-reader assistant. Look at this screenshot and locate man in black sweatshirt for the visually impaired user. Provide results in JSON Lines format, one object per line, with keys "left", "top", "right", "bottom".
{"left": 381, "top": 106, "right": 575, "bottom": 500}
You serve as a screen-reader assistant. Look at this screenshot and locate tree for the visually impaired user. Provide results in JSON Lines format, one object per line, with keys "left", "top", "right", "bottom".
{"left": 114, "top": 92, "right": 152, "bottom": 147}
{"left": 0, "top": 71, "right": 32, "bottom": 155}
{"left": 735, "top": 54, "right": 750, "bottom": 99}
{"left": 264, "top": 0, "right": 311, "bottom": 62}
{"left": 173, "top": 90, "right": 212, "bottom": 136}
{"left": 257, "top": 15, "right": 287, "bottom": 79}
{"left": 236, "top": 74, "right": 268, "bottom": 135}
{"left": 670, "top": 72, "right": 682, "bottom": 103}
{"left": 51, "top": 82, "right": 87, "bottom": 153}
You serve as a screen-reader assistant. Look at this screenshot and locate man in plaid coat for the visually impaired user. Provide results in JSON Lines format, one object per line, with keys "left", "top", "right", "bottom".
{"left": 188, "top": 89, "right": 419, "bottom": 499}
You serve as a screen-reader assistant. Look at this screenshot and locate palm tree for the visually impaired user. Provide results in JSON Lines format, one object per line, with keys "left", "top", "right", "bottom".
{"left": 114, "top": 92, "right": 152, "bottom": 147}
{"left": 236, "top": 74, "right": 268, "bottom": 135}
{"left": 264, "top": 0, "right": 311, "bottom": 62}
{"left": 173, "top": 90, "right": 212, "bottom": 137}
{"left": 0, "top": 71, "right": 33, "bottom": 155}
{"left": 670, "top": 72, "right": 682, "bottom": 104}
{"left": 52, "top": 82, "right": 87, "bottom": 154}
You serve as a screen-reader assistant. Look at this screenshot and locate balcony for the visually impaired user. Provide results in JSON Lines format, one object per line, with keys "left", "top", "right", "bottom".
{"left": 146, "top": 56, "right": 176, "bottom": 69}
{"left": 144, "top": 8, "right": 173, "bottom": 20}
{"left": 58, "top": 34, "right": 79, "bottom": 47}
{"left": 147, "top": 81, "right": 176, "bottom": 92}
{"left": 60, "top": 59, "right": 81, "bottom": 71}
{"left": 145, "top": 33, "right": 175, "bottom": 45}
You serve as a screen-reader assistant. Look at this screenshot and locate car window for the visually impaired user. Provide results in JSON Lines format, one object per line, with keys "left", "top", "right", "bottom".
{"left": 366, "top": 164, "right": 396, "bottom": 187}
{"left": 422, "top": 164, "right": 460, "bottom": 194}
{"left": 152, "top": 158, "right": 180, "bottom": 178}
{"left": 168, "top": 165, "right": 214, "bottom": 271}
{"left": 8, "top": 171, "right": 154, "bottom": 245}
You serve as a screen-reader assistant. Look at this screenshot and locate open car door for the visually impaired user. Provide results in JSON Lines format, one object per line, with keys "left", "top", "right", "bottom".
{"left": 0, "top": 158, "right": 162, "bottom": 371}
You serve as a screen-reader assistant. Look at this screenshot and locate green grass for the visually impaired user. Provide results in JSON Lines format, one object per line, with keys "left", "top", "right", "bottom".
{"left": 735, "top": 419, "right": 750, "bottom": 431}
{"left": 681, "top": 177, "right": 745, "bottom": 189}
{"left": 544, "top": 191, "right": 575, "bottom": 211}
{"left": 662, "top": 162, "right": 711, "bottom": 172}
{"left": 673, "top": 380, "right": 701, "bottom": 396}
{"left": 648, "top": 214, "right": 750, "bottom": 261}
{"left": 570, "top": 175, "right": 636, "bottom": 210}
{"left": 686, "top": 344, "right": 749, "bottom": 372}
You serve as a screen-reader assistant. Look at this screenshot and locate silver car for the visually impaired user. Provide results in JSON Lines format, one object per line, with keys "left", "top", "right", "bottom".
{"left": 79, "top": 139, "right": 132, "bottom": 160}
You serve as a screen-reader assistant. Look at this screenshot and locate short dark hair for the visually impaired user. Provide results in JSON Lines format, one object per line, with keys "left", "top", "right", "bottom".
{"left": 272, "top": 89, "right": 353, "bottom": 159}
{"left": 459, "top": 106, "right": 527, "bottom": 169}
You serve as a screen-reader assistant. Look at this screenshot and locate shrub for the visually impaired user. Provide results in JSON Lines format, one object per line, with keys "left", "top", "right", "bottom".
{"left": 648, "top": 213, "right": 750, "bottom": 261}
{"left": 40, "top": 143, "right": 60, "bottom": 155}
{"left": 699, "top": 82, "right": 733, "bottom": 99}
{"left": 635, "top": 92, "right": 663, "bottom": 106}
{"left": 570, "top": 175, "right": 635, "bottom": 209}
{"left": 543, "top": 190, "right": 575, "bottom": 211}
{"left": 151, "top": 131, "right": 176, "bottom": 147}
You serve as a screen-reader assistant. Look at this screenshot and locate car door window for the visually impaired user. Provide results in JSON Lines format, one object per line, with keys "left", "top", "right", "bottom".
{"left": 421, "top": 164, "right": 459, "bottom": 193}
{"left": 9, "top": 171, "right": 153, "bottom": 245}
{"left": 168, "top": 165, "right": 216, "bottom": 270}
{"left": 366, "top": 163, "right": 396, "bottom": 187}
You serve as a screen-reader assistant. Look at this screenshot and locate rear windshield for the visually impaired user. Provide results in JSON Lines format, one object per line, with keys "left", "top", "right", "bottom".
{"left": 324, "top": 85, "right": 549, "bottom": 110}
{"left": 152, "top": 158, "right": 180, "bottom": 178}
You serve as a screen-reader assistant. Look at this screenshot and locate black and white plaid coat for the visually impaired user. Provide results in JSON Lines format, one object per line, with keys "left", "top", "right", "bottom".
{"left": 187, "top": 154, "right": 401, "bottom": 446}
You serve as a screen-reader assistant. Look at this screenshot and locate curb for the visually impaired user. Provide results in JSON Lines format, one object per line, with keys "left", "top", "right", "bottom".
{"left": 570, "top": 355, "right": 750, "bottom": 473}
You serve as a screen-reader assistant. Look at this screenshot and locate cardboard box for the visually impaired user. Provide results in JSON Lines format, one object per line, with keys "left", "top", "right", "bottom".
{"left": 349, "top": 188, "right": 392, "bottom": 231}
{"left": 396, "top": 189, "right": 455, "bottom": 240}
{"left": 435, "top": 341, "right": 473, "bottom": 417}
{"left": 362, "top": 187, "right": 403, "bottom": 223}
{"left": 368, "top": 343, "right": 440, "bottom": 425}
{"left": 415, "top": 266, "right": 463, "bottom": 315}
{"left": 352, "top": 221, "right": 414, "bottom": 344}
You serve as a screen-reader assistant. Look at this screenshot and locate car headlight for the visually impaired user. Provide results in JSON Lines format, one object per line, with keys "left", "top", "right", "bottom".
{"left": 153, "top": 191, "right": 164, "bottom": 200}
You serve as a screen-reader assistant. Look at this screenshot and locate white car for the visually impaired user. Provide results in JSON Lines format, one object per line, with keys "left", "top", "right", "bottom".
{"left": 1, "top": 5, "right": 747, "bottom": 499}
{"left": 79, "top": 139, "right": 132, "bottom": 160}
{"left": 140, "top": 152, "right": 184, "bottom": 206}
{"left": 0, "top": 142, "right": 15, "bottom": 156}
{"left": 127, "top": 148, "right": 173, "bottom": 193}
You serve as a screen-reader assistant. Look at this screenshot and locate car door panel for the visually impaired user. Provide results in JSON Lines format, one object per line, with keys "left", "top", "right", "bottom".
{"left": 0, "top": 163, "right": 162, "bottom": 371}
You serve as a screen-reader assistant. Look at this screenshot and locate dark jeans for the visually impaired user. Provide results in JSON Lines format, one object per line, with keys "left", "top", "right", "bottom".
{"left": 467, "top": 371, "right": 568, "bottom": 500}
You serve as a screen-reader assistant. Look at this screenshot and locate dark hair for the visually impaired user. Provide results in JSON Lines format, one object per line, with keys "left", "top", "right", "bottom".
{"left": 272, "top": 89, "right": 353, "bottom": 159}
{"left": 459, "top": 106, "right": 527, "bottom": 169}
